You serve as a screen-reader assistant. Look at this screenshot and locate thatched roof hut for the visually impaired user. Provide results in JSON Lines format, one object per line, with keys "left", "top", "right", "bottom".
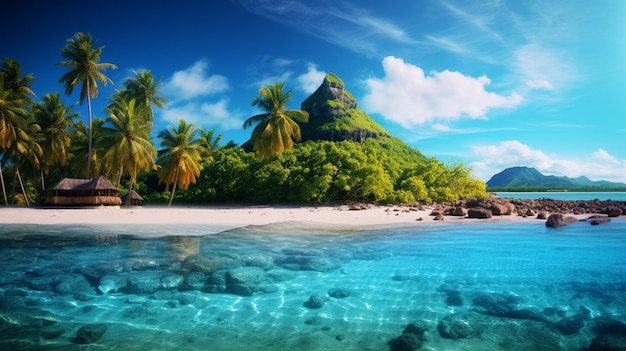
{"left": 46, "top": 176, "right": 122, "bottom": 206}
{"left": 122, "top": 190, "right": 144, "bottom": 206}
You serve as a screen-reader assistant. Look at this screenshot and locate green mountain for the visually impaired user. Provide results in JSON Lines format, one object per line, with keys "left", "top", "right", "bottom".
{"left": 486, "top": 166, "right": 626, "bottom": 188}
{"left": 299, "top": 73, "right": 389, "bottom": 142}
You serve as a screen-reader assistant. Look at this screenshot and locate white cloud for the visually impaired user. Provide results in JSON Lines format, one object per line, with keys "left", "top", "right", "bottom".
{"left": 297, "top": 63, "right": 326, "bottom": 94}
{"left": 160, "top": 99, "right": 243, "bottom": 131}
{"left": 249, "top": 71, "right": 293, "bottom": 90}
{"left": 514, "top": 44, "right": 573, "bottom": 91}
{"left": 470, "top": 140, "right": 626, "bottom": 183}
{"left": 362, "top": 56, "right": 523, "bottom": 127}
{"left": 163, "top": 59, "right": 229, "bottom": 100}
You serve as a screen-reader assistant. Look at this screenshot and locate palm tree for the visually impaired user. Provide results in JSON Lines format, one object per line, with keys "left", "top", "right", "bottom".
{"left": 58, "top": 32, "right": 117, "bottom": 178}
{"left": 198, "top": 127, "right": 222, "bottom": 158}
{"left": 1, "top": 58, "right": 36, "bottom": 205}
{"left": 102, "top": 98, "right": 156, "bottom": 204}
{"left": 33, "top": 92, "right": 78, "bottom": 189}
{"left": 67, "top": 119, "right": 106, "bottom": 179}
{"left": 157, "top": 119, "right": 203, "bottom": 206}
{"left": 0, "top": 57, "right": 35, "bottom": 149}
{"left": 243, "top": 82, "right": 309, "bottom": 159}
{"left": 121, "top": 70, "right": 169, "bottom": 121}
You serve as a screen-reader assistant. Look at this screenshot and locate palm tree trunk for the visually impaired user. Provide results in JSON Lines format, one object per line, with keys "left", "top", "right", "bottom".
{"left": 16, "top": 168, "right": 29, "bottom": 207}
{"left": 40, "top": 169, "right": 46, "bottom": 191}
{"left": 86, "top": 84, "right": 93, "bottom": 179}
{"left": 168, "top": 170, "right": 179, "bottom": 207}
{"left": 127, "top": 178, "right": 134, "bottom": 207}
{"left": 0, "top": 161, "right": 7, "bottom": 206}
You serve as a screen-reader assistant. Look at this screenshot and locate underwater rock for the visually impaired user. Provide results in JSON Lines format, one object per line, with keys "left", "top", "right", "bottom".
{"left": 438, "top": 313, "right": 480, "bottom": 339}
{"left": 586, "top": 215, "right": 611, "bottom": 225}
{"left": 74, "top": 323, "right": 107, "bottom": 344}
{"left": 305, "top": 293, "right": 328, "bottom": 309}
{"left": 545, "top": 214, "right": 578, "bottom": 227}
{"left": 591, "top": 316, "right": 626, "bottom": 335}
{"left": 28, "top": 275, "right": 57, "bottom": 291}
{"left": 589, "top": 335, "right": 626, "bottom": 351}
{"left": 181, "top": 271, "right": 207, "bottom": 290}
{"left": 241, "top": 253, "right": 274, "bottom": 270}
{"left": 302, "top": 257, "right": 341, "bottom": 272}
{"left": 388, "top": 332, "right": 423, "bottom": 351}
{"left": 55, "top": 274, "right": 92, "bottom": 295}
{"left": 226, "top": 267, "right": 264, "bottom": 285}
{"left": 555, "top": 314, "right": 586, "bottom": 335}
{"left": 160, "top": 273, "right": 184, "bottom": 289}
{"left": 445, "top": 294, "right": 464, "bottom": 307}
{"left": 182, "top": 253, "right": 242, "bottom": 274}
{"left": 125, "top": 272, "right": 163, "bottom": 294}
{"left": 40, "top": 324, "right": 65, "bottom": 339}
{"left": 402, "top": 320, "right": 429, "bottom": 337}
{"left": 328, "top": 288, "right": 351, "bottom": 298}
{"left": 98, "top": 274, "right": 128, "bottom": 294}
{"left": 472, "top": 292, "right": 521, "bottom": 311}
{"left": 503, "top": 309, "right": 550, "bottom": 322}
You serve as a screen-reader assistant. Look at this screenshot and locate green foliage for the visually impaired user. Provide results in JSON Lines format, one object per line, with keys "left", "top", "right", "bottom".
{"left": 184, "top": 138, "right": 488, "bottom": 204}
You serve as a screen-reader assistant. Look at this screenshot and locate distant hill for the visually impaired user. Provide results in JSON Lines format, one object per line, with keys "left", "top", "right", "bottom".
{"left": 486, "top": 166, "right": 626, "bottom": 188}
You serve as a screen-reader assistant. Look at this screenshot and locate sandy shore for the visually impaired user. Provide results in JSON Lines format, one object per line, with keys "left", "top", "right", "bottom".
{"left": 0, "top": 205, "right": 539, "bottom": 230}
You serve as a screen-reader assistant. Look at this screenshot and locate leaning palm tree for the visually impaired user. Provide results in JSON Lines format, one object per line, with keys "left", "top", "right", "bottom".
{"left": 102, "top": 98, "right": 156, "bottom": 204}
{"left": 121, "top": 70, "right": 169, "bottom": 122}
{"left": 243, "top": 82, "right": 309, "bottom": 159}
{"left": 33, "top": 92, "right": 78, "bottom": 189}
{"left": 58, "top": 32, "right": 117, "bottom": 178}
{"left": 1, "top": 58, "right": 36, "bottom": 205}
{"left": 0, "top": 57, "right": 35, "bottom": 149}
{"left": 157, "top": 119, "right": 203, "bottom": 206}
{"left": 198, "top": 127, "right": 222, "bottom": 158}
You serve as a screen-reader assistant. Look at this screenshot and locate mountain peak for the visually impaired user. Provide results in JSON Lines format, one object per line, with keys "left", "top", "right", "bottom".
{"left": 486, "top": 166, "right": 626, "bottom": 188}
{"left": 300, "top": 73, "right": 388, "bottom": 142}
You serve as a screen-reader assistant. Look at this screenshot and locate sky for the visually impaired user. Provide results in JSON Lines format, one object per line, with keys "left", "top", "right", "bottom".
{"left": 3, "top": 0, "right": 625, "bottom": 182}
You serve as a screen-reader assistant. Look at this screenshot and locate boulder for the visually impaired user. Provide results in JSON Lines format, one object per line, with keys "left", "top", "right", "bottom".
{"left": 589, "top": 335, "right": 626, "bottom": 351}
{"left": 591, "top": 316, "right": 626, "bottom": 335}
{"left": 537, "top": 211, "right": 548, "bottom": 219}
{"left": 467, "top": 208, "right": 492, "bottom": 219}
{"left": 41, "top": 325, "right": 65, "bottom": 339}
{"left": 438, "top": 314, "right": 475, "bottom": 339}
{"left": 586, "top": 215, "right": 611, "bottom": 225}
{"left": 226, "top": 267, "right": 264, "bottom": 285}
{"left": 302, "top": 257, "right": 341, "bottom": 272}
{"left": 490, "top": 202, "right": 515, "bottom": 215}
{"left": 607, "top": 208, "right": 622, "bottom": 217}
{"left": 451, "top": 206, "right": 467, "bottom": 216}
{"left": 433, "top": 213, "right": 444, "bottom": 221}
{"left": 74, "top": 323, "right": 107, "bottom": 344}
{"left": 305, "top": 293, "right": 328, "bottom": 309}
{"left": 55, "top": 274, "right": 93, "bottom": 295}
{"left": 402, "top": 320, "right": 429, "bottom": 337}
{"left": 125, "top": 272, "right": 163, "bottom": 294}
{"left": 388, "top": 333, "right": 423, "bottom": 351}
{"left": 242, "top": 253, "right": 274, "bottom": 270}
{"left": 328, "top": 288, "right": 351, "bottom": 298}
{"left": 98, "top": 274, "right": 128, "bottom": 294}
{"left": 555, "top": 314, "right": 586, "bottom": 335}
{"left": 546, "top": 214, "right": 578, "bottom": 227}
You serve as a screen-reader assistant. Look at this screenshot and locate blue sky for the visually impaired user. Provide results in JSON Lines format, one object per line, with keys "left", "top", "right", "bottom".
{"left": 3, "top": 0, "right": 625, "bottom": 182}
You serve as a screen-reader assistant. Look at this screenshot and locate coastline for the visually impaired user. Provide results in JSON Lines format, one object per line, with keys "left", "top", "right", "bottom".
{"left": 0, "top": 204, "right": 571, "bottom": 228}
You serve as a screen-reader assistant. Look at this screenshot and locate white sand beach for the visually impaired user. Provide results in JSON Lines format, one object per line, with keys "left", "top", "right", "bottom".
{"left": 0, "top": 204, "right": 536, "bottom": 229}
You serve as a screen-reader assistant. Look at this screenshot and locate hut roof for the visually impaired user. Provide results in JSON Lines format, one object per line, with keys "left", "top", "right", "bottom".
{"left": 76, "top": 176, "right": 119, "bottom": 191}
{"left": 49, "top": 178, "right": 90, "bottom": 191}
{"left": 123, "top": 190, "right": 144, "bottom": 201}
{"left": 49, "top": 176, "right": 119, "bottom": 191}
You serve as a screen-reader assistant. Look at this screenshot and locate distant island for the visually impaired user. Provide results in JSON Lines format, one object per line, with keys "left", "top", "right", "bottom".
{"left": 486, "top": 166, "right": 626, "bottom": 192}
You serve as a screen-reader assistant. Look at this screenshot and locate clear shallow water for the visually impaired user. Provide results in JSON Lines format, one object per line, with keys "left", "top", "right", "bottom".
{"left": 1, "top": 220, "right": 625, "bottom": 350}
{"left": 494, "top": 191, "right": 626, "bottom": 201}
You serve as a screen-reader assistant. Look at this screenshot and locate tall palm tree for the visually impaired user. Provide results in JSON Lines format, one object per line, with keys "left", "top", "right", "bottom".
{"left": 243, "top": 82, "right": 309, "bottom": 159}
{"left": 67, "top": 119, "right": 105, "bottom": 179}
{"left": 58, "top": 32, "right": 117, "bottom": 178}
{"left": 102, "top": 98, "right": 156, "bottom": 204}
{"left": 157, "top": 119, "right": 203, "bottom": 206}
{"left": 198, "top": 127, "right": 222, "bottom": 158}
{"left": 121, "top": 70, "right": 169, "bottom": 122}
{"left": 33, "top": 92, "right": 78, "bottom": 189}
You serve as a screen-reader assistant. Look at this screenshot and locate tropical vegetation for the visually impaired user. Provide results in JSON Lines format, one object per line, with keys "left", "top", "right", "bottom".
{"left": 0, "top": 32, "right": 490, "bottom": 207}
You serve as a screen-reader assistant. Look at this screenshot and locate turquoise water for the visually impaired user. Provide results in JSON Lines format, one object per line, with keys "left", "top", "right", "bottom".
{"left": 1, "top": 220, "right": 625, "bottom": 350}
{"left": 494, "top": 191, "right": 626, "bottom": 201}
